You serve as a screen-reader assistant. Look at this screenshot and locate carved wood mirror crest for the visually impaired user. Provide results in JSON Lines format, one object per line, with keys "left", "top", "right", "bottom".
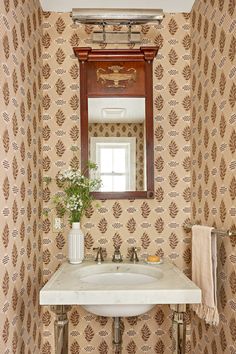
{"left": 97, "top": 66, "right": 137, "bottom": 88}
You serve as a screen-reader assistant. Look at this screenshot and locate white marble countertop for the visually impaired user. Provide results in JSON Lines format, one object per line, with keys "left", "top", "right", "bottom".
{"left": 40, "top": 260, "right": 201, "bottom": 306}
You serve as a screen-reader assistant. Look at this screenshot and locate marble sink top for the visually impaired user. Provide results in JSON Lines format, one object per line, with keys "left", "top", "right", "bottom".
{"left": 40, "top": 261, "right": 201, "bottom": 306}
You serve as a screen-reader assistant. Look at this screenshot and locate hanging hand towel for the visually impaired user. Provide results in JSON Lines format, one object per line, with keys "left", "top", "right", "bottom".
{"left": 191, "top": 225, "right": 219, "bottom": 326}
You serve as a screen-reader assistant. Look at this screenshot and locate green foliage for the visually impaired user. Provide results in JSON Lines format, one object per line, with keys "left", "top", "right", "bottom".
{"left": 53, "top": 163, "right": 101, "bottom": 224}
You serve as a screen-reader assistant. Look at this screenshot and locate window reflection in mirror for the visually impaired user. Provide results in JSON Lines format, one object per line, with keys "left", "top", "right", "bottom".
{"left": 88, "top": 97, "right": 146, "bottom": 192}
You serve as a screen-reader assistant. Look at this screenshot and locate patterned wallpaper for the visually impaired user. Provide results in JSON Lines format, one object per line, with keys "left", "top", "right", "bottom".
{"left": 0, "top": 0, "right": 43, "bottom": 353}
{"left": 1, "top": 1, "right": 234, "bottom": 353}
{"left": 41, "top": 12, "right": 192, "bottom": 353}
{"left": 88, "top": 123, "right": 145, "bottom": 191}
{"left": 191, "top": 0, "right": 236, "bottom": 353}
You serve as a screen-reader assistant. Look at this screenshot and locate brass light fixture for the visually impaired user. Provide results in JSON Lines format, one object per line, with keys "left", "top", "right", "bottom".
{"left": 72, "top": 8, "right": 164, "bottom": 25}
{"left": 71, "top": 8, "right": 164, "bottom": 44}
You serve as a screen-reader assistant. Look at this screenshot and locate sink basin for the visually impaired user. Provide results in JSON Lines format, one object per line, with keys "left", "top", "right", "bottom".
{"left": 79, "top": 263, "right": 162, "bottom": 285}
{"left": 40, "top": 260, "right": 201, "bottom": 318}
{"left": 79, "top": 263, "right": 162, "bottom": 316}
{"left": 81, "top": 271, "right": 158, "bottom": 286}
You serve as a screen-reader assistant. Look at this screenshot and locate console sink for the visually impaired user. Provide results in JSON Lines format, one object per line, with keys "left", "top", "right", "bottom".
{"left": 40, "top": 261, "right": 201, "bottom": 317}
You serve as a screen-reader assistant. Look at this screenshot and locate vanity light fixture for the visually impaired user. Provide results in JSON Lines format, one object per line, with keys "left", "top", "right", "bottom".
{"left": 71, "top": 8, "right": 164, "bottom": 44}
{"left": 71, "top": 8, "right": 164, "bottom": 25}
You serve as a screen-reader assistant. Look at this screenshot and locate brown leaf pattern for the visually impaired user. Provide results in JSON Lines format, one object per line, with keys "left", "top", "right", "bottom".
{"left": 112, "top": 202, "right": 122, "bottom": 218}
{"left": 98, "top": 218, "right": 108, "bottom": 234}
{"left": 191, "top": 1, "right": 236, "bottom": 352}
{"left": 70, "top": 310, "right": 80, "bottom": 326}
{"left": 84, "top": 325, "right": 95, "bottom": 342}
{"left": 31, "top": 8, "right": 230, "bottom": 354}
{"left": 141, "top": 202, "right": 151, "bottom": 218}
{"left": 70, "top": 341, "right": 80, "bottom": 354}
{"left": 155, "top": 339, "right": 165, "bottom": 354}
{"left": 141, "top": 232, "right": 151, "bottom": 249}
{"left": 141, "top": 324, "right": 151, "bottom": 341}
{"left": 112, "top": 232, "right": 122, "bottom": 249}
{"left": 126, "top": 218, "right": 136, "bottom": 233}
{"left": 41, "top": 11, "right": 191, "bottom": 351}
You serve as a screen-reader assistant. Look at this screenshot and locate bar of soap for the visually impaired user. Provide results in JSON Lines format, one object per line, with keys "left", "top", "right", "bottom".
{"left": 147, "top": 255, "right": 160, "bottom": 262}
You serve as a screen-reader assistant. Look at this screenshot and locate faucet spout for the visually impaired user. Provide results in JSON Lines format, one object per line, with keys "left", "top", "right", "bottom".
{"left": 112, "top": 248, "right": 123, "bottom": 263}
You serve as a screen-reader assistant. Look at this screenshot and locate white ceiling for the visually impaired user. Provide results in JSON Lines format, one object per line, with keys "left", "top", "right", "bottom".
{"left": 40, "top": 0, "right": 195, "bottom": 13}
{"left": 88, "top": 98, "right": 145, "bottom": 123}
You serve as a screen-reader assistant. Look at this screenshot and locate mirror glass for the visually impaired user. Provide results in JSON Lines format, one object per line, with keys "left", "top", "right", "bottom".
{"left": 88, "top": 97, "right": 146, "bottom": 192}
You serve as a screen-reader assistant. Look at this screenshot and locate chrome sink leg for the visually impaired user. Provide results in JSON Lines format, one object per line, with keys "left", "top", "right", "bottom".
{"left": 113, "top": 317, "right": 122, "bottom": 353}
{"left": 171, "top": 304, "right": 186, "bottom": 354}
{"left": 51, "top": 305, "right": 71, "bottom": 354}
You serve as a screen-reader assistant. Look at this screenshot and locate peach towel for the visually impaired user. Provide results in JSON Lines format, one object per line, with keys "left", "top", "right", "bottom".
{"left": 191, "top": 225, "right": 219, "bottom": 326}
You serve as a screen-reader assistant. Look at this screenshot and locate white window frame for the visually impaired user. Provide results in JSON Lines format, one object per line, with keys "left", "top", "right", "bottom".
{"left": 90, "top": 137, "right": 136, "bottom": 191}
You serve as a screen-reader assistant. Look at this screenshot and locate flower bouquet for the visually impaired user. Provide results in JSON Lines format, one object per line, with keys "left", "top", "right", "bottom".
{"left": 53, "top": 162, "right": 101, "bottom": 263}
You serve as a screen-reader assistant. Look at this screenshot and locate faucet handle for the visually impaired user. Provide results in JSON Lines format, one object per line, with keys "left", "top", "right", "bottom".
{"left": 128, "top": 247, "right": 141, "bottom": 263}
{"left": 93, "top": 247, "right": 106, "bottom": 263}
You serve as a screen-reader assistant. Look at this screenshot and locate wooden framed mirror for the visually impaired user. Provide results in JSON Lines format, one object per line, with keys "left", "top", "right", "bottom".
{"left": 74, "top": 47, "right": 158, "bottom": 199}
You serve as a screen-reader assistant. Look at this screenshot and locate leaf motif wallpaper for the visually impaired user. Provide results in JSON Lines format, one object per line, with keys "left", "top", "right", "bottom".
{"left": 0, "top": 1, "right": 235, "bottom": 353}
{"left": 41, "top": 12, "right": 192, "bottom": 353}
{"left": 191, "top": 0, "right": 236, "bottom": 353}
{"left": 0, "top": 0, "right": 43, "bottom": 352}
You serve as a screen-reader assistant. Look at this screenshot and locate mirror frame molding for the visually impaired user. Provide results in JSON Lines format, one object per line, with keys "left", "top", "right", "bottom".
{"left": 73, "top": 46, "right": 158, "bottom": 199}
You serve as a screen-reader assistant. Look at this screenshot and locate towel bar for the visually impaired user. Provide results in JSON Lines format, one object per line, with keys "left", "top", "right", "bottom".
{"left": 185, "top": 223, "right": 236, "bottom": 237}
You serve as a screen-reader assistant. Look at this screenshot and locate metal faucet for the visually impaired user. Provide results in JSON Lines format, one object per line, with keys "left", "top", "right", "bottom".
{"left": 129, "top": 247, "right": 140, "bottom": 263}
{"left": 93, "top": 247, "right": 106, "bottom": 264}
{"left": 112, "top": 247, "right": 123, "bottom": 263}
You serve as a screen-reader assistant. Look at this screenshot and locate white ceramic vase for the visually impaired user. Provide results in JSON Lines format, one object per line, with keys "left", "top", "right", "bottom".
{"left": 68, "top": 222, "right": 84, "bottom": 264}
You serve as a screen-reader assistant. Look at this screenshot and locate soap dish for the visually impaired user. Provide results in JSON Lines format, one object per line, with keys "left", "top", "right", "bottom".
{"left": 145, "top": 258, "right": 163, "bottom": 265}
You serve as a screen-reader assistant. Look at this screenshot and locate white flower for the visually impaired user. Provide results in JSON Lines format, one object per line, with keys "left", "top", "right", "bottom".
{"left": 54, "top": 165, "right": 101, "bottom": 223}
{"left": 66, "top": 194, "right": 84, "bottom": 212}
